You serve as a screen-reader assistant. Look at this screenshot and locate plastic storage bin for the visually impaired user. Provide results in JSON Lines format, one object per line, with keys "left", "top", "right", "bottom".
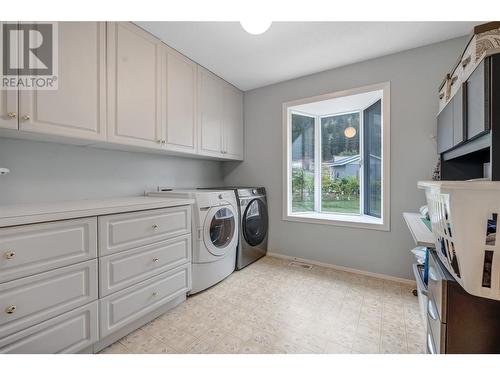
{"left": 418, "top": 180, "right": 500, "bottom": 301}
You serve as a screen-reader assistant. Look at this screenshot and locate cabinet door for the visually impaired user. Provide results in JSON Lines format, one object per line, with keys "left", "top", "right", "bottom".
{"left": 197, "top": 66, "right": 223, "bottom": 157}
{"left": 0, "top": 22, "right": 19, "bottom": 130}
{"left": 19, "top": 22, "right": 106, "bottom": 141}
{"left": 466, "top": 60, "right": 490, "bottom": 140}
{"left": 437, "top": 101, "right": 453, "bottom": 154}
{"left": 223, "top": 83, "right": 244, "bottom": 160}
{"left": 0, "top": 91, "right": 17, "bottom": 130}
{"left": 107, "top": 22, "right": 162, "bottom": 149}
{"left": 452, "top": 85, "right": 464, "bottom": 147}
{"left": 164, "top": 46, "right": 197, "bottom": 153}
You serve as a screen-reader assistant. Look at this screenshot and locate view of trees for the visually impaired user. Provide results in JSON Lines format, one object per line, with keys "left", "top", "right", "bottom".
{"left": 291, "top": 112, "right": 361, "bottom": 213}
{"left": 321, "top": 113, "right": 359, "bottom": 160}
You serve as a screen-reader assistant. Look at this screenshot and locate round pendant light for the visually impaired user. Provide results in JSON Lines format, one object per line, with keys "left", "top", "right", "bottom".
{"left": 240, "top": 20, "right": 272, "bottom": 35}
{"left": 344, "top": 126, "right": 357, "bottom": 139}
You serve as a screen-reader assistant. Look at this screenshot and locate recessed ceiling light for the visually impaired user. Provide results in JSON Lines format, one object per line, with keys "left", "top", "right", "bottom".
{"left": 240, "top": 20, "right": 272, "bottom": 35}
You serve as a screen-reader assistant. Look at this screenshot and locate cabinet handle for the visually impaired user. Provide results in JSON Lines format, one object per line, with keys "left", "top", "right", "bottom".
{"left": 450, "top": 76, "right": 458, "bottom": 86}
{"left": 152, "top": 224, "right": 159, "bottom": 232}
{"left": 439, "top": 93, "right": 444, "bottom": 100}
{"left": 152, "top": 292, "right": 158, "bottom": 297}
{"left": 161, "top": 140, "right": 166, "bottom": 145}
{"left": 427, "top": 299, "right": 439, "bottom": 321}
{"left": 153, "top": 258, "right": 160, "bottom": 263}
{"left": 4, "top": 250, "right": 15, "bottom": 260}
{"left": 427, "top": 333, "right": 436, "bottom": 354}
{"left": 462, "top": 55, "right": 471, "bottom": 68}
{"left": 22, "top": 115, "right": 30, "bottom": 121}
{"left": 5, "top": 305, "right": 16, "bottom": 315}
{"left": 7, "top": 112, "right": 16, "bottom": 119}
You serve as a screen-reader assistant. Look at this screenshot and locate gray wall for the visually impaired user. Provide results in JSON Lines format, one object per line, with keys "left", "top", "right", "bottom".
{"left": 223, "top": 37, "right": 467, "bottom": 280}
{"left": 0, "top": 138, "right": 224, "bottom": 205}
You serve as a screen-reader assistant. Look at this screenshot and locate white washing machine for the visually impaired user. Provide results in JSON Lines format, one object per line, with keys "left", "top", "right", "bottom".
{"left": 148, "top": 188, "right": 238, "bottom": 294}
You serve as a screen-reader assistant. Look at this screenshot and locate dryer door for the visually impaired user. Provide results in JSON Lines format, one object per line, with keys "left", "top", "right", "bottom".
{"left": 242, "top": 198, "right": 268, "bottom": 247}
{"left": 203, "top": 205, "right": 237, "bottom": 256}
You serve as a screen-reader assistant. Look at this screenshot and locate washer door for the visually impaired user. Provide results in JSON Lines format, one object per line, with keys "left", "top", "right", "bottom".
{"left": 203, "top": 205, "right": 237, "bottom": 256}
{"left": 242, "top": 198, "right": 268, "bottom": 247}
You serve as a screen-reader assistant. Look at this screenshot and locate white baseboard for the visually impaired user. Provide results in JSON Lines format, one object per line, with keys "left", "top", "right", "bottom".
{"left": 266, "top": 251, "right": 416, "bottom": 286}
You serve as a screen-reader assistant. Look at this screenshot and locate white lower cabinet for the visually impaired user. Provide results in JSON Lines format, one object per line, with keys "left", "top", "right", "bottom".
{"left": 0, "top": 204, "right": 192, "bottom": 353}
{"left": 0, "top": 302, "right": 98, "bottom": 354}
{"left": 99, "top": 264, "right": 190, "bottom": 337}
{"left": 99, "top": 234, "right": 191, "bottom": 297}
{"left": 0, "top": 259, "right": 98, "bottom": 339}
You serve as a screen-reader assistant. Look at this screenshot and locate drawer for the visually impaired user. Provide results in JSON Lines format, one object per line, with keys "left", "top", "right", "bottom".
{"left": 99, "top": 234, "right": 191, "bottom": 296}
{"left": 427, "top": 307, "right": 446, "bottom": 354}
{"left": 0, "top": 217, "right": 97, "bottom": 283}
{"left": 99, "top": 206, "right": 191, "bottom": 255}
{"left": 0, "top": 302, "right": 98, "bottom": 354}
{"left": 100, "top": 264, "right": 190, "bottom": 337}
{"left": 428, "top": 252, "right": 447, "bottom": 322}
{"left": 0, "top": 259, "right": 98, "bottom": 339}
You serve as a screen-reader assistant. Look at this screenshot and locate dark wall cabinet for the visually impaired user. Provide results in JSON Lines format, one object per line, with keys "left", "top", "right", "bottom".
{"left": 437, "top": 86, "right": 465, "bottom": 153}
{"left": 438, "top": 55, "right": 500, "bottom": 181}
{"left": 466, "top": 59, "right": 491, "bottom": 140}
{"left": 437, "top": 58, "right": 493, "bottom": 155}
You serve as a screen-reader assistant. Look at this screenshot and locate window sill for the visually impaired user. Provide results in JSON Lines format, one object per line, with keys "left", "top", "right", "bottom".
{"left": 283, "top": 212, "right": 389, "bottom": 231}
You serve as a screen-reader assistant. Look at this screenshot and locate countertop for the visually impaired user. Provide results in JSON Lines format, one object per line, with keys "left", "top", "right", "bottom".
{"left": 0, "top": 196, "right": 195, "bottom": 227}
{"left": 403, "top": 212, "right": 435, "bottom": 248}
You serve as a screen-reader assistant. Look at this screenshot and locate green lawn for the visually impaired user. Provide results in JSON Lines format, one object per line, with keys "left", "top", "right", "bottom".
{"left": 292, "top": 197, "right": 360, "bottom": 214}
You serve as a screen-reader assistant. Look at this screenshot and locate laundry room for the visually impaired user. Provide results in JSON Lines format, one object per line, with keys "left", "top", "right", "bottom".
{"left": 1, "top": 1, "right": 500, "bottom": 374}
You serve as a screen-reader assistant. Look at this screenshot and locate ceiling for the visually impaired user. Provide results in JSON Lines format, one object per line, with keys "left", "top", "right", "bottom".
{"left": 292, "top": 90, "right": 382, "bottom": 116}
{"left": 136, "top": 22, "right": 477, "bottom": 91}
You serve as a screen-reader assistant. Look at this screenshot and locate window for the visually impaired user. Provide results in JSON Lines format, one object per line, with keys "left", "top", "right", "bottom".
{"left": 283, "top": 83, "right": 390, "bottom": 230}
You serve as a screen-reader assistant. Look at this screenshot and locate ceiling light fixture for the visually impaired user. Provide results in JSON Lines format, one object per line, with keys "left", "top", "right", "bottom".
{"left": 240, "top": 20, "right": 272, "bottom": 35}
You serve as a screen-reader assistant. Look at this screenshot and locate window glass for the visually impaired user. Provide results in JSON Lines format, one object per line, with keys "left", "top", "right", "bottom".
{"left": 321, "top": 112, "right": 360, "bottom": 214}
{"left": 364, "top": 100, "right": 382, "bottom": 218}
{"left": 291, "top": 114, "right": 315, "bottom": 212}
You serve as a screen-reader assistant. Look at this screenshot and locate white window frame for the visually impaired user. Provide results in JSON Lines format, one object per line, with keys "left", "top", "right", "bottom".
{"left": 282, "top": 82, "right": 390, "bottom": 231}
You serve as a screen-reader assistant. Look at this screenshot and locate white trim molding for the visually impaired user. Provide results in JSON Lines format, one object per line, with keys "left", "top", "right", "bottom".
{"left": 282, "top": 81, "right": 391, "bottom": 231}
{"left": 267, "top": 252, "right": 415, "bottom": 285}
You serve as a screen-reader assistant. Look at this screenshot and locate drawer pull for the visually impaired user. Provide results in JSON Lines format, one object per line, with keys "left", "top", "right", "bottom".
{"left": 439, "top": 92, "right": 444, "bottom": 100}
{"left": 152, "top": 224, "right": 159, "bottom": 232}
{"left": 462, "top": 55, "right": 471, "bottom": 68}
{"left": 5, "top": 305, "right": 16, "bottom": 314}
{"left": 427, "top": 332, "right": 436, "bottom": 354}
{"left": 450, "top": 75, "right": 458, "bottom": 86}
{"left": 4, "top": 250, "right": 16, "bottom": 260}
{"left": 428, "top": 299, "right": 439, "bottom": 321}
{"left": 152, "top": 258, "right": 160, "bottom": 263}
{"left": 152, "top": 292, "right": 159, "bottom": 297}
{"left": 7, "top": 112, "right": 17, "bottom": 119}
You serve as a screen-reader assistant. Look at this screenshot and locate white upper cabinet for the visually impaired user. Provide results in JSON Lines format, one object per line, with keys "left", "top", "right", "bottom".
{"left": 0, "top": 23, "right": 18, "bottom": 130}
{"left": 222, "top": 83, "right": 244, "bottom": 160}
{"left": 197, "top": 66, "right": 224, "bottom": 158}
{"left": 163, "top": 46, "right": 197, "bottom": 154}
{"left": 197, "top": 66, "right": 244, "bottom": 160}
{"left": 0, "top": 22, "right": 243, "bottom": 160}
{"left": 0, "top": 90, "right": 18, "bottom": 130}
{"left": 107, "top": 22, "right": 162, "bottom": 149}
{"left": 18, "top": 22, "right": 106, "bottom": 141}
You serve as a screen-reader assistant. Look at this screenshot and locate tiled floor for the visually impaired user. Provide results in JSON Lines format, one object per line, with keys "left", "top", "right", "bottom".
{"left": 99, "top": 256, "right": 426, "bottom": 354}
